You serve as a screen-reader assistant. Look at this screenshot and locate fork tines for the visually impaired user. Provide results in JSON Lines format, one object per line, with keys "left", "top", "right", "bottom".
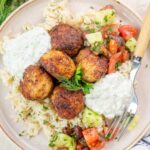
{"left": 105, "top": 109, "right": 135, "bottom": 141}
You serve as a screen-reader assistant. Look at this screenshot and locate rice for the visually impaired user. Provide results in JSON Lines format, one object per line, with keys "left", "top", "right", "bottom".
{"left": 41, "top": 0, "right": 72, "bottom": 30}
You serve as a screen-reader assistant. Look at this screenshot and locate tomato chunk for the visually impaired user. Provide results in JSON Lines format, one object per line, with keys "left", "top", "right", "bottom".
{"left": 119, "top": 25, "right": 138, "bottom": 40}
{"left": 123, "top": 50, "right": 129, "bottom": 61}
{"left": 82, "top": 128, "right": 99, "bottom": 148}
{"left": 102, "top": 126, "right": 109, "bottom": 136}
{"left": 101, "top": 5, "right": 114, "bottom": 10}
{"left": 90, "top": 141, "right": 105, "bottom": 150}
{"left": 101, "top": 24, "right": 120, "bottom": 38}
{"left": 109, "top": 39, "right": 118, "bottom": 54}
{"left": 118, "top": 46, "right": 125, "bottom": 52}
{"left": 108, "top": 52, "right": 123, "bottom": 74}
{"left": 76, "top": 144, "right": 83, "bottom": 150}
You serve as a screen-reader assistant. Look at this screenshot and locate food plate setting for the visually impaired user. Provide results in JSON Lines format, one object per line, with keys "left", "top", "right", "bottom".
{"left": 0, "top": 0, "right": 150, "bottom": 150}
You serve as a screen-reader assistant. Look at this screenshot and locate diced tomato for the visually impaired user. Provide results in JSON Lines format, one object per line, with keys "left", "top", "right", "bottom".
{"left": 109, "top": 39, "right": 118, "bottom": 54}
{"left": 76, "top": 144, "right": 83, "bottom": 150}
{"left": 118, "top": 46, "right": 125, "bottom": 52}
{"left": 101, "top": 24, "right": 120, "bottom": 38}
{"left": 101, "top": 5, "right": 114, "bottom": 10}
{"left": 108, "top": 52, "right": 123, "bottom": 73}
{"left": 102, "top": 126, "right": 109, "bottom": 136}
{"left": 90, "top": 141, "right": 105, "bottom": 150}
{"left": 119, "top": 25, "right": 138, "bottom": 40}
{"left": 82, "top": 128, "right": 99, "bottom": 148}
{"left": 123, "top": 50, "right": 129, "bottom": 61}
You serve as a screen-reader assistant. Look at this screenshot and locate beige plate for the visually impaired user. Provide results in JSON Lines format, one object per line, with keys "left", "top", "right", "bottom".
{"left": 0, "top": 0, "right": 150, "bottom": 150}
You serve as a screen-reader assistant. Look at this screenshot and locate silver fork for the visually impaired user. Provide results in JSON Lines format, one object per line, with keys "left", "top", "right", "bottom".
{"left": 105, "top": 57, "right": 140, "bottom": 141}
{"left": 105, "top": 3, "right": 150, "bottom": 141}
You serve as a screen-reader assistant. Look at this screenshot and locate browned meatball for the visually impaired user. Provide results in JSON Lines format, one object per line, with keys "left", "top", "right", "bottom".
{"left": 75, "top": 48, "right": 92, "bottom": 63}
{"left": 51, "top": 86, "right": 84, "bottom": 119}
{"left": 77, "top": 52, "right": 108, "bottom": 82}
{"left": 50, "top": 24, "right": 84, "bottom": 57}
{"left": 20, "top": 65, "right": 53, "bottom": 100}
{"left": 40, "top": 50, "right": 76, "bottom": 80}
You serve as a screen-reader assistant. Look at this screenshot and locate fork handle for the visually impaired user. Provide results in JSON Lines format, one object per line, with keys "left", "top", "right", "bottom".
{"left": 134, "top": 3, "right": 150, "bottom": 58}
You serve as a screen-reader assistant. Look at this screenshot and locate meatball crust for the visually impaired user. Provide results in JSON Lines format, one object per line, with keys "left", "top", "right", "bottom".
{"left": 40, "top": 50, "right": 76, "bottom": 80}
{"left": 50, "top": 24, "right": 84, "bottom": 57}
{"left": 78, "top": 54, "right": 108, "bottom": 83}
{"left": 51, "top": 86, "right": 84, "bottom": 119}
{"left": 75, "top": 48, "right": 92, "bottom": 64}
{"left": 20, "top": 65, "right": 53, "bottom": 100}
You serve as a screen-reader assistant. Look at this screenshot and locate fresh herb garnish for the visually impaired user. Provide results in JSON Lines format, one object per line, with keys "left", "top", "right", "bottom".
{"left": 18, "top": 130, "right": 25, "bottom": 137}
{"left": 60, "top": 67, "right": 93, "bottom": 94}
{"left": 111, "top": 11, "right": 115, "bottom": 16}
{"left": 91, "top": 41, "right": 103, "bottom": 53}
{"left": 104, "top": 16, "right": 108, "bottom": 22}
{"left": 108, "top": 27, "right": 113, "bottom": 32}
{"left": 115, "top": 61, "right": 122, "bottom": 70}
{"left": 49, "top": 133, "right": 58, "bottom": 147}
{"left": 43, "top": 120, "right": 49, "bottom": 125}
{"left": 105, "top": 132, "right": 111, "bottom": 140}
{"left": 43, "top": 105, "right": 48, "bottom": 111}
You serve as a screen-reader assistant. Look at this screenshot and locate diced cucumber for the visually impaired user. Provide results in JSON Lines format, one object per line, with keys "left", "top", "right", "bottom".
{"left": 125, "top": 38, "right": 137, "bottom": 52}
{"left": 95, "top": 9, "right": 116, "bottom": 26}
{"left": 82, "top": 107, "right": 103, "bottom": 127}
{"left": 49, "top": 133, "right": 76, "bottom": 150}
{"left": 86, "top": 32, "right": 103, "bottom": 45}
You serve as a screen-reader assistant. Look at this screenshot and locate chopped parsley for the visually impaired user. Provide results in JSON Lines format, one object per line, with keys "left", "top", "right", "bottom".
{"left": 115, "top": 61, "right": 122, "bottom": 70}
{"left": 111, "top": 11, "right": 115, "bottom": 16}
{"left": 105, "top": 132, "right": 111, "bottom": 140}
{"left": 43, "top": 120, "right": 49, "bottom": 125}
{"left": 60, "top": 67, "right": 93, "bottom": 94}
{"left": 19, "top": 130, "right": 25, "bottom": 137}
{"left": 108, "top": 27, "right": 113, "bottom": 32}
{"left": 104, "top": 16, "right": 109, "bottom": 22}
{"left": 43, "top": 105, "right": 48, "bottom": 111}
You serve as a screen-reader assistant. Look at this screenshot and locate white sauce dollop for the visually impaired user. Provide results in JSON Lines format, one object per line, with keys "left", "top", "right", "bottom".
{"left": 85, "top": 72, "right": 132, "bottom": 119}
{"left": 3, "top": 27, "right": 51, "bottom": 79}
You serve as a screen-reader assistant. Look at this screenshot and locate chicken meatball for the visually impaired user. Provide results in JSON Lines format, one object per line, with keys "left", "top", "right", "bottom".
{"left": 75, "top": 48, "right": 92, "bottom": 64}
{"left": 50, "top": 24, "right": 84, "bottom": 57}
{"left": 40, "top": 50, "right": 76, "bottom": 80}
{"left": 77, "top": 52, "right": 108, "bottom": 82}
{"left": 20, "top": 65, "right": 53, "bottom": 100}
{"left": 51, "top": 86, "right": 84, "bottom": 119}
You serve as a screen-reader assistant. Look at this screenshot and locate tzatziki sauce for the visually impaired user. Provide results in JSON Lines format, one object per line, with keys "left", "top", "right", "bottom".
{"left": 3, "top": 27, "right": 51, "bottom": 79}
{"left": 85, "top": 72, "right": 132, "bottom": 119}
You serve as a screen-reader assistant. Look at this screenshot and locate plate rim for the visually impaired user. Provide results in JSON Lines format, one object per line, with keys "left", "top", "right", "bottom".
{"left": 0, "top": 0, "right": 149, "bottom": 150}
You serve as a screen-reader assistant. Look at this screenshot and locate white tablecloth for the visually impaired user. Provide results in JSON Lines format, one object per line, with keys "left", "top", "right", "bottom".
{"left": 0, "top": 0, "right": 150, "bottom": 150}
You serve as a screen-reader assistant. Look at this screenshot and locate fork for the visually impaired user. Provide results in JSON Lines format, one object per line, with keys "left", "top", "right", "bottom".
{"left": 105, "top": 3, "right": 150, "bottom": 141}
